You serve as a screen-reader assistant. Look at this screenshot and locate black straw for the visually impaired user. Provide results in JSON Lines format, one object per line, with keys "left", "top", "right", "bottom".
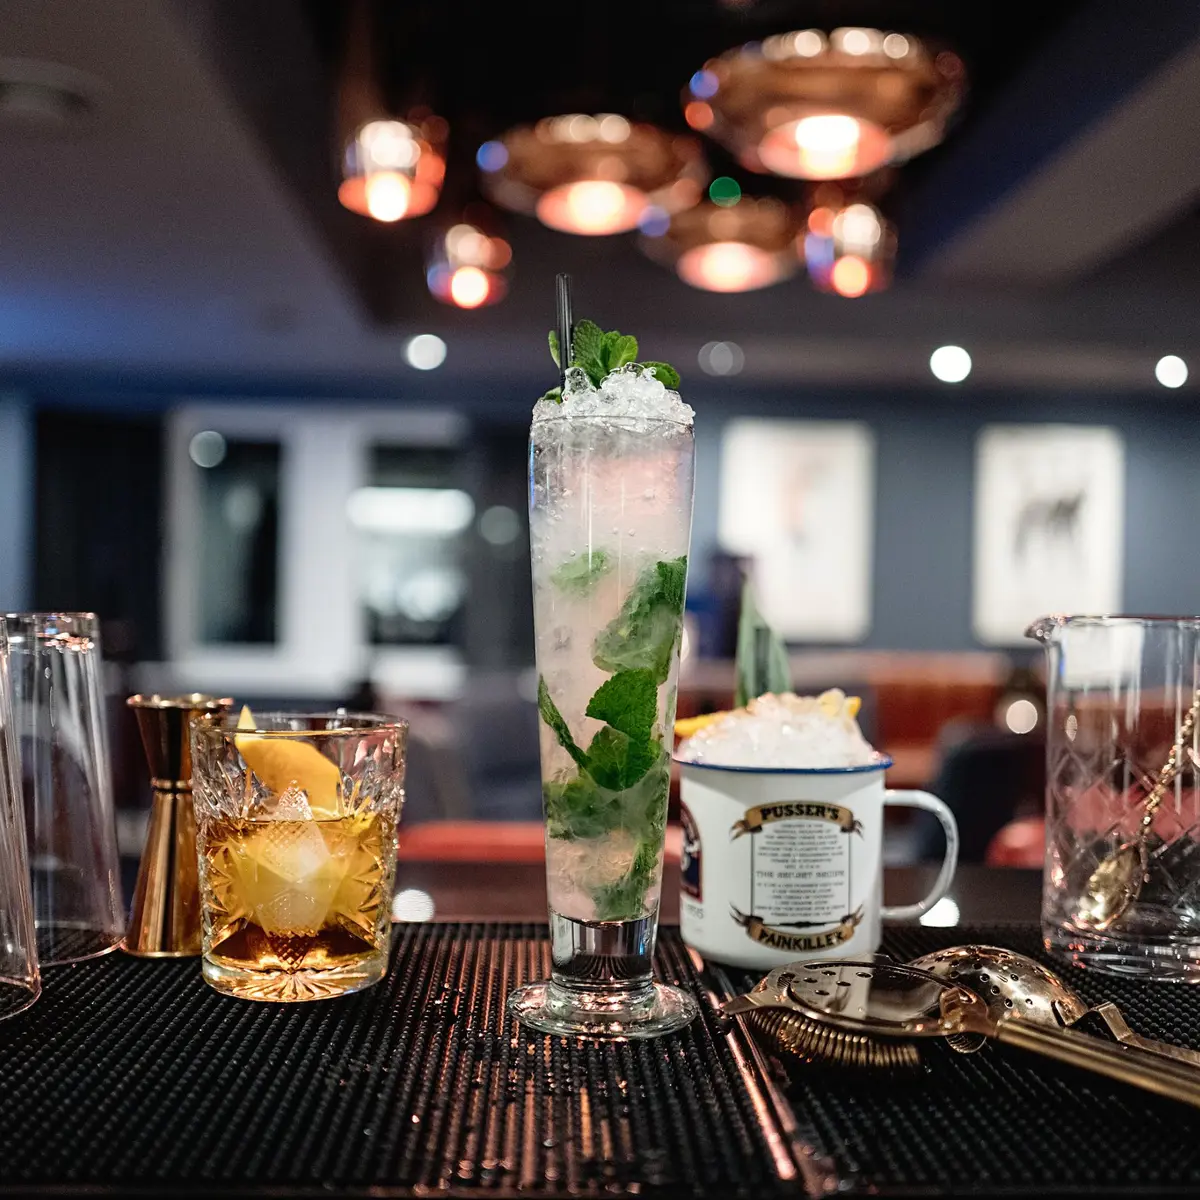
{"left": 555, "top": 272, "right": 573, "bottom": 391}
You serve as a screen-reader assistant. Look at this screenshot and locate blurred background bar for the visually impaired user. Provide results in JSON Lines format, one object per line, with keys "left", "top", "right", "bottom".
{"left": 4, "top": 0, "right": 1200, "bottom": 887}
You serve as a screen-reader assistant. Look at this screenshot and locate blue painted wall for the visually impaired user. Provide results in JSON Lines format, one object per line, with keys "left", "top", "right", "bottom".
{"left": 14, "top": 381, "right": 1200, "bottom": 653}
{"left": 684, "top": 386, "right": 1200, "bottom": 651}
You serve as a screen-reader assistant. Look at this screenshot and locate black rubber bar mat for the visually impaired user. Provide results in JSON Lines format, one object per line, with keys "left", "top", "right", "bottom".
{"left": 0, "top": 924, "right": 805, "bottom": 1199}
{"left": 714, "top": 923, "right": 1200, "bottom": 1198}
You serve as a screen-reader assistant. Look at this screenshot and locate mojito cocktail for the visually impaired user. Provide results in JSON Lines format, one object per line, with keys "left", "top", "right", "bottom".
{"left": 508, "top": 319, "right": 697, "bottom": 1037}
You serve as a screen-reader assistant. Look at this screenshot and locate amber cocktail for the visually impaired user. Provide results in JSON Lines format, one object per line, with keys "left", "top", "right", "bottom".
{"left": 191, "top": 712, "right": 406, "bottom": 1002}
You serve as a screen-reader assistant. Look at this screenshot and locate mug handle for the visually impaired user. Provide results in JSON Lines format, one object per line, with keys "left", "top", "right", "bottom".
{"left": 880, "top": 790, "right": 959, "bottom": 921}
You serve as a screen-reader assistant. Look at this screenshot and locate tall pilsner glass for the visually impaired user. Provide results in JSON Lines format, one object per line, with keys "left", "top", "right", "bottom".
{"left": 509, "top": 409, "right": 698, "bottom": 1037}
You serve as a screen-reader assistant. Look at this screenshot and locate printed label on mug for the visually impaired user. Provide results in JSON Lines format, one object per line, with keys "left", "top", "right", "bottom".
{"left": 729, "top": 802, "right": 863, "bottom": 954}
{"left": 680, "top": 801, "right": 702, "bottom": 901}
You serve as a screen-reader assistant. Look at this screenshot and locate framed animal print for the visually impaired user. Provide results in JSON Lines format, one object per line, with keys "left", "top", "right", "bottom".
{"left": 973, "top": 424, "right": 1124, "bottom": 646}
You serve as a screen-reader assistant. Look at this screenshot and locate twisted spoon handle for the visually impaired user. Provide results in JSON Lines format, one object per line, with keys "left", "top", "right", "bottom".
{"left": 1138, "top": 689, "right": 1200, "bottom": 832}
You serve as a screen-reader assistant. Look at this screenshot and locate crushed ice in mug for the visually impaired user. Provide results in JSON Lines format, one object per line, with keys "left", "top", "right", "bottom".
{"left": 675, "top": 688, "right": 879, "bottom": 769}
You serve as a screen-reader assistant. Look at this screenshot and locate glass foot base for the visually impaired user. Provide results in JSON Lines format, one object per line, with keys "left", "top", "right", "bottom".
{"left": 1045, "top": 925, "right": 1200, "bottom": 982}
{"left": 38, "top": 925, "right": 122, "bottom": 967}
{"left": 202, "top": 956, "right": 386, "bottom": 1002}
{"left": 0, "top": 980, "right": 39, "bottom": 1022}
{"left": 507, "top": 979, "right": 698, "bottom": 1039}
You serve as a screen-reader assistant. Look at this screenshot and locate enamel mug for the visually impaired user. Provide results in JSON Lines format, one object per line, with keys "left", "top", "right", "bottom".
{"left": 677, "top": 757, "right": 959, "bottom": 969}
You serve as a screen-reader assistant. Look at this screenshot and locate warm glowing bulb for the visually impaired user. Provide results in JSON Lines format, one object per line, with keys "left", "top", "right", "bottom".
{"left": 808, "top": 206, "right": 835, "bottom": 236}
{"left": 830, "top": 255, "right": 871, "bottom": 297}
{"left": 364, "top": 171, "right": 411, "bottom": 222}
{"left": 794, "top": 115, "right": 861, "bottom": 179}
{"left": 536, "top": 180, "right": 644, "bottom": 235}
{"left": 449, "top": 266, "right": 490, "bottom": 309}
{"left": 677, "top": 242, "right": 783, "bottom": 292}
{"left": 566, "top": 181, "right": 627, "bottom": 231}
{"left": 833, "top": 203, "right": 882, "bottom": 251}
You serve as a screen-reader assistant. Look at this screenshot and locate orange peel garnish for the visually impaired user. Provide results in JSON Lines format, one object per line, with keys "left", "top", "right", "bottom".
{"left": 674, "top": 711, "right": 731, "bottom": 737}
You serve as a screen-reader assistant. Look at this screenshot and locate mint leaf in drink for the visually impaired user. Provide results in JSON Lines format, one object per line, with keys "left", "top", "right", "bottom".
{"left": 585, "top": 726, "right": 657, "bottom": 790}
{"left": 548, "top": 318, "right": 681, "bottom": 394}
{"left": 639, "top": 361, "right": 680, "bottom": 389}
{"left": 593, "top": 835, "right": 662, "bottom": 921}
{"left": 537, "top": 676, "right": 589, "bottom": 772}
{"left": 538, "top": 386, "right": 563, "bottom": 405}
{"left": 544, "top": 774, "right": 621, "bottom": 841}
{"left": 592, "top": 556, "right": 688, "bottom": 684}
{"left": 551, "top": 548, "right": 613, "bottom": 595}
{"left": 571, "top": 319, "right": 606, "bottom": 386}
{"left": 602, "top": 332, "right": 638, "bottom": 374}
{"left": 585, "top": 668, "right": 657, "bottom": 745}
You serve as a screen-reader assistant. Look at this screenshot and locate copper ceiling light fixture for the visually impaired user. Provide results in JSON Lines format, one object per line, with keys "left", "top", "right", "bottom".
{"left": 479, "top": 113, "right": 708, "bottom": 236}
{"left": 801, "top": 179, "right": 897, "bottom": 298}
{"left": 335, "top": 0, "right": 448, "bottom": 222}
{"left": 640, "top": 194, "right": 800, "bottom": 293}
{"left": 425, "top": 203, "right": 513, "bottom": 309}
{"left": 688, "top": 27, "right": 965, "bottom": 181}
{"left": 339, "top": 113, "right": 447, "bottom": 222}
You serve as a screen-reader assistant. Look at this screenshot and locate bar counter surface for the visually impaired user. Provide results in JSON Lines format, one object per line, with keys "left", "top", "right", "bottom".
{"left": 7, "top": 863, "right": 1200, "bottom": 1199}
{"left": 393, "top": 859, "right": 1040, "bottom": 926}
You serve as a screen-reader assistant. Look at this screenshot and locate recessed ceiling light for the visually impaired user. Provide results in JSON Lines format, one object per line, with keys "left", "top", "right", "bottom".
{"left": 698, "top": 341, "right": 745, "bottom": 376}
{"left": 1155, "top": 354, "right": 1187, "bottom": 388}
{"left": 404, "top": 334, "right": 447, "bottom": 370}
{"left": 930, "top": 344, "right": 971, "bottom": 383}
{"left": 188, "top": 431, "right": 227, "bottom": 469}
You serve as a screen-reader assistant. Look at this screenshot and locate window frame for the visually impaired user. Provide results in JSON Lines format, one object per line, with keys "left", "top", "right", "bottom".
{"left": 163, "top": 403, "right": 469, "bottom": 701}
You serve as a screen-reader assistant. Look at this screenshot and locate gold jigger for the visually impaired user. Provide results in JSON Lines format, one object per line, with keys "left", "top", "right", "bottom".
{"left": 123, "top": 693, "right": 233, "bottom": 957}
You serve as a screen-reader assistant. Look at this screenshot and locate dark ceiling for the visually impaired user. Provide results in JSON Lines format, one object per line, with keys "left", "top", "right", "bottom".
{"left": 5, "top": 0, "right": 1200, "bottom": 391}
{"left": 267, "top": 0, "right": 1087, "bottom": 319}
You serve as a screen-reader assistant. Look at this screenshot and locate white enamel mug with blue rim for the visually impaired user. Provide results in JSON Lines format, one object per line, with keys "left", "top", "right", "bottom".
{"left": 676, "top": 756, "right": 959, "bottom": 969}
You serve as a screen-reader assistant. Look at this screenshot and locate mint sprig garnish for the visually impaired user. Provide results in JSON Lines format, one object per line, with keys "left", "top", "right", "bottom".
{"left": 548, "top": 319, "right": 681, "bottom": 392}
{"left": 639, "top": 361, "right": 680, "bottom": 389}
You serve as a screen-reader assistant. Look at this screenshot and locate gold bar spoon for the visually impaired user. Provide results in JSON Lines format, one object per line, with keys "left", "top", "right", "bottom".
{"left": 1075, "top": 689, "right": 1200, "bottom": 931}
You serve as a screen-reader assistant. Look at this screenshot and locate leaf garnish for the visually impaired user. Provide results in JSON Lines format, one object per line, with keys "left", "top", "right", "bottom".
{"left": 546, "top": 318, "right": 680, "bottom": 391}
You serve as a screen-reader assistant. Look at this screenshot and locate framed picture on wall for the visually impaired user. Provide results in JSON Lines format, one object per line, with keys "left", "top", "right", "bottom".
{"left": 718, "top": 419, "right": 874, "bottom": 641}
{"left": 973, "top": 424, "right": 1124, "bottom": 646}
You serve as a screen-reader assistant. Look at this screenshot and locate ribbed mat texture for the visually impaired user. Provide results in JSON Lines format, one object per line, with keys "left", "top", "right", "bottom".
{"left": 716, "top": 924, "right": 1200, "bottom": 1196}
{"left": 7, "top": 921, "right": 1200, "bottom": 1197}
{"left": 0, "top": 924, "right": 799, "bottom": 1197}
